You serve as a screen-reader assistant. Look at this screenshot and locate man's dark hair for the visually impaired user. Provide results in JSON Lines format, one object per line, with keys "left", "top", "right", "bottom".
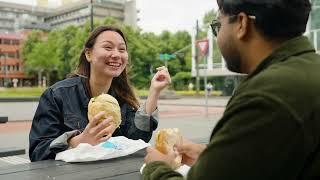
{"left": 217, "top": 0, "right": 311, "bottom": 40}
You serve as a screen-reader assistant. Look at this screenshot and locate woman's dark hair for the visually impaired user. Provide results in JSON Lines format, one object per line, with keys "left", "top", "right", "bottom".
{"left": 217, "top": 0, "right": 311, "bottom": 40}
{"left": 70, "top": 25, "right": 139, "bottom": 110}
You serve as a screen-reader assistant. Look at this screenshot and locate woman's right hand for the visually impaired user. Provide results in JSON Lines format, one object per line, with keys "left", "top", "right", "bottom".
{"left": 68, "top": 112, "right": 114, "bottom": 148}
{"left": 177, "top": 138, "right": 207, "bottom": 166}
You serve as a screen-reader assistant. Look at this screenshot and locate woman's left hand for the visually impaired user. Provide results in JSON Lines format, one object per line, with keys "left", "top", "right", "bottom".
{"left": 150, "top": 66, "right": 171, "bottom": 92}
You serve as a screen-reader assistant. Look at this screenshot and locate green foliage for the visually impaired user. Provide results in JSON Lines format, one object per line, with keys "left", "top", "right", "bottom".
{"left": 21, "top": 30, "right": 42, "bottom": 77}
{"left": 172, "top": 71, "right": 192, "bottom": 90}
{"left": 22, "top": 14, "right": 213, "bottom": 89}
{"left": 202, "top": 9, "right": 216, "bottom": 32}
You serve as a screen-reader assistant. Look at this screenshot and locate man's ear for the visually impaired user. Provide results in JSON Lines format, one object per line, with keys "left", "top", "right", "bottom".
{"left": 236, "top": 12, "right": 250, "bottom": 39}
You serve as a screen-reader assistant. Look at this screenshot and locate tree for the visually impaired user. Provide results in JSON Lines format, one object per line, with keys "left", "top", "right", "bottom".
{"left": 172, "top": 71, "right": 192, "bottom": 90}
{"left": 21, "top": 30, "right": 42, "bottom": 79}
{"left": 24, "top": 40, "right": 60, "bottom": 86}
{"left": 21, "top": 17, "right": 194, "bottom": 89}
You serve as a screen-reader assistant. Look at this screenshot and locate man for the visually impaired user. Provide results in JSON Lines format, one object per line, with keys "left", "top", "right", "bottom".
{"left": 142, "top": 0, "right": 320, "bottom": 179}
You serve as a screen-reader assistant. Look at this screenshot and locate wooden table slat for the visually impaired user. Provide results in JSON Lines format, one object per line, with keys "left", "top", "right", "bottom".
{"left": 0, "top": 150, "right": 145, "bottom": 180}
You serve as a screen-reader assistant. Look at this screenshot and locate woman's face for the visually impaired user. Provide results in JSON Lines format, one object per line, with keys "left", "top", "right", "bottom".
{"left": 88, "top": 31, "right": 128, "bottom": 78}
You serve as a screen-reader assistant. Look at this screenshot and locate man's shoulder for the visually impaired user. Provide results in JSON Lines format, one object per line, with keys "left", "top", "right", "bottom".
{"left": 237, "top": 54, "right": 320, "bottom": 103}
{"left": 254, "top": 53, "right": 319, "bottom": 85}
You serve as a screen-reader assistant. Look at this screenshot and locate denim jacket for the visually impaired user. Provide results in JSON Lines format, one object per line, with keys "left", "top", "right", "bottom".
{"left": 29, "top": 76, "right": 158, "bottom": 162}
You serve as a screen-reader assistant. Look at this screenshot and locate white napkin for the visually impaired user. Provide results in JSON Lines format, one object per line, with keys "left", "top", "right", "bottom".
{"left": 55, "top": 136, "right": 150, "bottom": 162}
{"left": 140, "top": 163, "right": 191, "bottom": 178}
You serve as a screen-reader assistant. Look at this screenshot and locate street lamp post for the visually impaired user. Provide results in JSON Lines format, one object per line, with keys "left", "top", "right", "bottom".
{"left": 4, "top": 54, "right": 7, "bottom": 87}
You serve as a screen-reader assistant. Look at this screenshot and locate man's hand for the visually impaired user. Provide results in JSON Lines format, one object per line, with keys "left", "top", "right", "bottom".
{"left": 177, "top": 138, "right": 207, "bottom": 166}
{"left": 144, "top": 147, "right": 179, "bottom": 168}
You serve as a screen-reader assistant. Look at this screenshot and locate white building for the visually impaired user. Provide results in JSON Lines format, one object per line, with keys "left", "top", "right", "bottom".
{"left": 0, "top": 0, "right": 138, "bottom": 33}
{"left": 192, "top": 1, "right": 320, "bottom": 78}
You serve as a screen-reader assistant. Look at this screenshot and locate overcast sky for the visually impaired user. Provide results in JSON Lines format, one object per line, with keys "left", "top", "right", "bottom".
{"left": 0, "top": 0, "right": 218, "bottom": 34}
{"left": 136, "top": 0, "right": 218, "bottom": 34}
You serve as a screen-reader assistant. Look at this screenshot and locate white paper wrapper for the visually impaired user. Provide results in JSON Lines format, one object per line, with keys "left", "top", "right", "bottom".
{"left": 55, "top": 136, "right": 150, "bottom": 162}
{"left": 140, "top": 163, "right": 191, "bottom": 178}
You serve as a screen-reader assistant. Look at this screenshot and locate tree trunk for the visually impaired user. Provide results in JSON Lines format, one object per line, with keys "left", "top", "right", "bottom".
{"left": 38, "top": 70, "right": 42, "bottom": 87}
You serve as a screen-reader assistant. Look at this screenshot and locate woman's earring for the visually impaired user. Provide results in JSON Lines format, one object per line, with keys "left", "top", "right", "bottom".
{"left": 86, "top": 54, "right": 91, "bottom": 62}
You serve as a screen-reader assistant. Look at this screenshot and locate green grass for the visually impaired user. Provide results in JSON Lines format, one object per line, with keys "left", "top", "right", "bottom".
{"left": 135, "top": 89, "right": 149, "bottom": 97}
{"left": 0, "top": 87, "right": 223, "bottom": 98}
{"left": 0, "top": 87, "right": 46, "bottom": 97}
{"left": 175, "top": 90, "right": 222, "bottom": 96}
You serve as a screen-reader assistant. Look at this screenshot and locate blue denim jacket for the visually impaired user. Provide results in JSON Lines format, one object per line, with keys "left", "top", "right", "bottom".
{"left": 29, "top": 76, "right": 158, "bottom": 162}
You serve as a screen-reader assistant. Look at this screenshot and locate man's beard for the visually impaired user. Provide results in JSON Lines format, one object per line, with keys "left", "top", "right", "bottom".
{"left": 220, "top": 42, "right": 242, "bottom": 73}
{"left": 225, "top": 54, "right": 241, "bottom": 73}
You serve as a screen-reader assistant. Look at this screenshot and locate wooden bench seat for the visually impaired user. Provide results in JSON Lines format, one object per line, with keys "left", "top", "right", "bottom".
{"left": 0, "top": 116, "right": 8, "bottom": 124}
{"left": 0, "top": 147, "right": 25, "bottom": 157}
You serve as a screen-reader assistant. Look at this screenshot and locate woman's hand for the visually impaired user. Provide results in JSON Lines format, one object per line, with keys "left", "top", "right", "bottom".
{"left": 150, "top": 66, "right": 171, "bottom": 93}
{"left": 68, "top": 111, "right": 116, "bottom": 148}
{"left": 144, "top": 66, "right": 172, "bottom": 115}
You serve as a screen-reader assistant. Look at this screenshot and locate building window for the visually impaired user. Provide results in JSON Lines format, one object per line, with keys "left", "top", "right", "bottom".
{"left": 8, "top": 53, "right": 15, "bottom": 58}
{"left": 3, "top": 39, "right": 10, "bottom": 45}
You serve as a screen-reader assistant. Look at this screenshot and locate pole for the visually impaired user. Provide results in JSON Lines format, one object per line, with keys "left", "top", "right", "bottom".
{"left": 90, "top": 0, "right": 94, "bottom": 32}
{"left": 165, "top": 59, "right": 168, "bottom": 68}
{"left": 195, "top": 20, "right": 200, "bottom": 95}
{"left": 4, "top": 54, "right": 7, "bottom": 87}
{"left": 0, "top": 49, "right": 2, "bottom": 87}
{"left": 204, "top": 54, "right": 208, "bottom": 117}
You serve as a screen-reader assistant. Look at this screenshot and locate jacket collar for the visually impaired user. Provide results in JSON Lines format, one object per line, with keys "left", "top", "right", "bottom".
{"left": 248, "top": 36, "right": 315, "bottom": 78}
{"left": 79, "top": 76, "right": 120, "bottom": 108}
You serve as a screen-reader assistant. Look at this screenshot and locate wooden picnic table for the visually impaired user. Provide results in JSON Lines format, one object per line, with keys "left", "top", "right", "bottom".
{"left": 0, "top": 149, "right": 146, "bottom": 180}
{"left": 0, "top": 138, "right": 208, "bottom": 179}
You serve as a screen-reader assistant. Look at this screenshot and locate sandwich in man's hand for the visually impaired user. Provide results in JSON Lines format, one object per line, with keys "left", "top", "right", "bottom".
{"left": 155, "top": 128, "right": 183, "bottom": 169}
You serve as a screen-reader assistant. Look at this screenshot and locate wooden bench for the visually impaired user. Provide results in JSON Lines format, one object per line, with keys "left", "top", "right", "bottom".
{"left": 0, "top": 147, "right": 25, "bottom": 157}
{"left": 0, "top": 116, "right": 8, "bottom": 123}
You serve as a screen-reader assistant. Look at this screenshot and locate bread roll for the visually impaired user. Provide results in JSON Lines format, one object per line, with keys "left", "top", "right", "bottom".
{"left": 88, "top": 93, "right": 121, "bottom": 128}
{"left": 155, "top": 128, "right": 182, "bottom": 169}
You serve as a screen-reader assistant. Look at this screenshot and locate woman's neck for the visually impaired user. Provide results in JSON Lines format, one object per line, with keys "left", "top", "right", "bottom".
{"left": 89, "top": 75, "right": 112, "bottom": 97}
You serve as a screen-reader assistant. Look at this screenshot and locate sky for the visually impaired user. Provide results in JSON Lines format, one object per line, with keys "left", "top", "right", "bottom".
{"left": 136, "top": 0, "right": 218, "bottom": 34}
{"left": 0, "top": 0, "right": 218, "bottom": 34}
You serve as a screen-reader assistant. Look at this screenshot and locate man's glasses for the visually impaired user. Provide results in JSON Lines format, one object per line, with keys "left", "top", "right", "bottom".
{"left": 210, "top": 14, "right": 256, "bottom": 37}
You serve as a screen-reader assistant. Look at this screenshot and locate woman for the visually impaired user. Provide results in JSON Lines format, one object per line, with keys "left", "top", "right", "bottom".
{"left": 29, "top": 25, "right": 171, "bottom": 162}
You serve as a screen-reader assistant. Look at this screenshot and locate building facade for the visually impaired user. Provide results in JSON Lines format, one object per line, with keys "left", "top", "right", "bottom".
{"left": 0, "top": 0, "right": 137, "bottom": 33}
{"left": 0, "top": 33, "right": 25, "bottom": 87}
{"left": 44, "top": 0, "right": 137, "bottom": 29}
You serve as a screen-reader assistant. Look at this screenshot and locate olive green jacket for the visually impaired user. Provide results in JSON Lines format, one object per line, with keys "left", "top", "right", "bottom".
{"left": 142, "top": 36, "right": 320, "bottom": 180}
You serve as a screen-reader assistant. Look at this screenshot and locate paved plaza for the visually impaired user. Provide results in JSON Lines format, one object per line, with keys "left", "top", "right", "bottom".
{"left": 0, "top": 96, "right": 229, "bottom": 164}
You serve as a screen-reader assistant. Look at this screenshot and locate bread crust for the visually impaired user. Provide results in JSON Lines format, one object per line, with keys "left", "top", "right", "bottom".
{"left": 87, "top": 94, "right": 121, "bottom": 128}
{"left": 155, "top": 128, "right": 182, "bottom": 169}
